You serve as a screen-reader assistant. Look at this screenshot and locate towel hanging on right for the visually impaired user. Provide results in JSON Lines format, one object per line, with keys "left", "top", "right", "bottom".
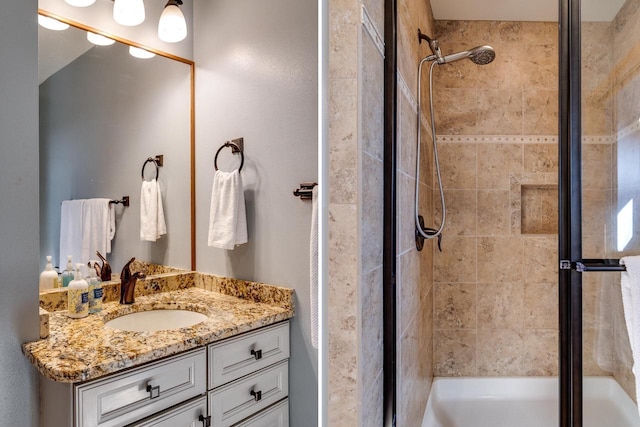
{"left": 208, "top": 169, "right": 248, "bottom": 250}
{"left": 620, "top": 255, "right": 640, "bottom": 418}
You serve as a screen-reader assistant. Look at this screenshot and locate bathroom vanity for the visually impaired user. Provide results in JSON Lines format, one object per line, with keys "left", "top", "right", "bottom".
{"left": 24, "top": 271, "right": 294, "bottom": 427}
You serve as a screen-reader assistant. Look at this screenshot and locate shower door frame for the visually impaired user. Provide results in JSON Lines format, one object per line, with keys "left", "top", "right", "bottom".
{"left": 558, "top": 0, "right": 582, "bottom": 424}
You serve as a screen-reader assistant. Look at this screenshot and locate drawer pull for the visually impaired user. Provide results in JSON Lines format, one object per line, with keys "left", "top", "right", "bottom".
{"left": 250, "top": 348, "right": 263, "bottom": 360}
{"left": 198, "top": 414, "right": 212, "bottom": 427}
{"left": 146, "top": 383, "right": 160, "bottom": 399}
{"left": 250, "top": 388, "right": 262, "bottom": 402}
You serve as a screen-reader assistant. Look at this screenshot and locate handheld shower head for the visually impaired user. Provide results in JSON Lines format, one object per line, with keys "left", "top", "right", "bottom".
{"left": 440, "top": 45, "right": 495, "bottom": 65}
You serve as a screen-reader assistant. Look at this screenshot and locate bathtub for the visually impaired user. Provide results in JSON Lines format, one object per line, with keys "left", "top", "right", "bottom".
{"left": 421, "top": 377, "right": 640, "bottom": 427}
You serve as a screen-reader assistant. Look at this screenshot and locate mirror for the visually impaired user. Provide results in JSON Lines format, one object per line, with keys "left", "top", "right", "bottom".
{"left": 38, "top": 11, "right": 194, "bottom": 273}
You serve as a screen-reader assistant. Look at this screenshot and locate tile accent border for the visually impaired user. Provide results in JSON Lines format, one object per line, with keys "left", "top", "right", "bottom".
{"left": 618, "top": 120, "right": 640, "bottom": 140}
{"left": 361, "top": 5, "right": 384, "bottom": 58}
{"left": 437, "top": 135, "right": 616, "bottom": 144}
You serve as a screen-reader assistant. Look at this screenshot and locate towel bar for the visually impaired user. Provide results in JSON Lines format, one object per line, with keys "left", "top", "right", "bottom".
{"left": 293, "top": 182, "right": 317, "bottom": 200}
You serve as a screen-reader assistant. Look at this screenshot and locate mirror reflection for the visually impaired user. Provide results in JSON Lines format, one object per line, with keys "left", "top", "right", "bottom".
{"left": 38, "top": 16, "right": 193, "bottom": 274}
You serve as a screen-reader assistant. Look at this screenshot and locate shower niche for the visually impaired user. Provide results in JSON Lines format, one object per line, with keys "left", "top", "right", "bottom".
{"left": 511, "top": 176, "right": 559, "bottom": 235}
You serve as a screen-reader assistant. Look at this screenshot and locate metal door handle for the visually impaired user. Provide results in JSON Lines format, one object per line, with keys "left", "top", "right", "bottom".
{"left": 250, "top": 388, "right": 262, "bottom": 401}
{"left": 250, "top": 348, "right": 263, "bottom": 360}
{"left": 146, "top": 383, "right": 160, "bottom": 399}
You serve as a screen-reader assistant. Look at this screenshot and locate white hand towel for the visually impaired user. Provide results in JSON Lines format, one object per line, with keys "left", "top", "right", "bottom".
{"left": 208, "top": 170, "right": 248, "bottom": 250}
{"left": 60, "top": 199, "right": 84, "bottom": 268}
{"left": 81, "top": 198, "right": 112, "bottom": 264}
{"left": 620, "top": 255, "right": 640, "bottom": 416}
{"left": 310, "top": 186, "right": 319, "bottom": 349}
{"left": 140, "top": 179, "right": 167, "bottom": 242}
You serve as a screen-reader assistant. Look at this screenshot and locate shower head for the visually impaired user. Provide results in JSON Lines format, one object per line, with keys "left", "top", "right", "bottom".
{"left": 439, "top": 45, "right": 496, "bottom": 65}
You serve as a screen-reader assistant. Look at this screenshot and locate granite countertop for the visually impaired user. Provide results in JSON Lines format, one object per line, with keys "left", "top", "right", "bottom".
{"left": 23, "top": 280, "right": 294, "bottom": 383}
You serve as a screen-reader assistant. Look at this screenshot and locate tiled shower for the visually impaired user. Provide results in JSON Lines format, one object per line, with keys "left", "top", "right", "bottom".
{"left": 329, "top": 0, "right": 640, "bottom": 425}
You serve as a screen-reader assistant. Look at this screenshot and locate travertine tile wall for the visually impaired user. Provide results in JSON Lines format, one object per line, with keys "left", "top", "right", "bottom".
{"left": 328, "top": 0, "right": 436, "bottom": 424}
{"left": 396, "top": 0, "right": 436, "bottom": 424}
{"left": 431, "top": 20, "right": 617, "bottom": 378}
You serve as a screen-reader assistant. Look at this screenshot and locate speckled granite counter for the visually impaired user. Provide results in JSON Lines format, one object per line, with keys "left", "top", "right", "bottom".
{"left": 24, "top": 277, "right": 294, "bottom": 383}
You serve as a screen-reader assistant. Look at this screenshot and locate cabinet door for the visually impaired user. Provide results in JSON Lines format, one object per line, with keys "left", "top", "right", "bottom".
{"left": 129, "top": 396, "right": 208, "bottom": 427}
{"left": 208, "top": 360, "right": 289, "bottom": 427}
{"left": 234, "top": 399, "right": 289, "bottom": 427}
{"left": 75, "top": 348, "right": 206, "bottom": 427}
{"left": 208, "top": 322, "right": 289, "bottom": 389}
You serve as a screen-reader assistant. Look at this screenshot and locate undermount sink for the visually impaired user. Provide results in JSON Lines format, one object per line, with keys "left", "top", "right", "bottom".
{"left": 104, "top": 309, "right": 209, "bottom": 332}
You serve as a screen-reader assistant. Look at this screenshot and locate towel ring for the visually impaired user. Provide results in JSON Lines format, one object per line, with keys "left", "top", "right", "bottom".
{"left": 214, "top": 141, "right": 244, "bottom": 172}
{"left": 141, "top": 157, "right": 159, "bottom": 181}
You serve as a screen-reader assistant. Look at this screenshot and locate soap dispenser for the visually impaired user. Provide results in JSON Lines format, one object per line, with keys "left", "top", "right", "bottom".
{"left": 39, "top": 256, "right": 59, "bottom": 291}
{"left": 87, "top": 260, "right": 103, "bottom": 314}
{"left": 61, "top": 255, "right": 74, "bottom": 287}
{"left": 67, "top": 263, "right": 89, "bottom": 318}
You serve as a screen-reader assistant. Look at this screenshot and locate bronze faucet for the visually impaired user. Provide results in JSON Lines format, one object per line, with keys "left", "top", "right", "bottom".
{"left": 120, "top": 257, "right": 146, "bottom": 304}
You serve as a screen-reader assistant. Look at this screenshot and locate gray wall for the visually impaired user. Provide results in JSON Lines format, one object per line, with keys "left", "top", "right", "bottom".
{"left": 39, "top": 42, "right": 191, "bottom": 272}
{"left": 38, "top": 0, "right": 194, "bottom": 60}
{"left": 0, "top": 1, "right": 40, "bottom": 426}
{"left": 193, "top": 0, "right": 318, "bottom": 424}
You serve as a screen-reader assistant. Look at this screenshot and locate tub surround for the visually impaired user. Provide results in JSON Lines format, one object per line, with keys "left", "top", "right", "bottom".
{"left": 24, "top": 271, "right": 294, "bottom": 383}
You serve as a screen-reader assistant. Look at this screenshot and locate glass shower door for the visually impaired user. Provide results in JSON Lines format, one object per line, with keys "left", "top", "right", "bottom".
{"left": 561, "top": 0, "right": 640, "bottom": 426}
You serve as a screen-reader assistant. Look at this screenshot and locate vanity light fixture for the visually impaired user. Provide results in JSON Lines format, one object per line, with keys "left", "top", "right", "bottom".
{"left": 158, "top": 0, "right": 187, "bottom": 43}
{"left": 129, "top": 46, "right": 156, "bottom": 59}
{"left": 87, "top": 32, "right": 116, "bottom": 46}
{"left": 64, "top": 0, "right": 96, "bottom": 7}
{"left": 38, "top": 15, "right": 70, "bottom": 31}
{"left": 113, "top": 0, "right": 145, "bottom": 27}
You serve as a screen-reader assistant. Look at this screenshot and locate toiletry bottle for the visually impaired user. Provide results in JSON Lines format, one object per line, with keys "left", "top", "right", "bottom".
{"left": 39, "top": 256, "right": 59, "bottom": 291}
{"left": 61, "top": 255, "right": 74, "bottom": 287}
{"left": 87, "top": 260, "right": 103, "bottom": 314}
{"left": 67, "top": 263, "right": 89, "bottom": 318}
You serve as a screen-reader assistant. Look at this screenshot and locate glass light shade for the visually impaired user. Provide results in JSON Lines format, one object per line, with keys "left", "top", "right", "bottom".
{"left": 38, "top": 15, "right": 70, "bottom": 31}
{"left": 158, "top": 4, "right": 187, "bottom": 43}
{"left": 129, "top": 46, "right": 156, "bottom": 59}
{"left": 87, "top": 32, "right": 116, "bottom": 46}
{"left": 64, "top": 0, "right": 96, "bottom": 7}
{"left": 113, "top": 0, "right": 145, "bottom": 27}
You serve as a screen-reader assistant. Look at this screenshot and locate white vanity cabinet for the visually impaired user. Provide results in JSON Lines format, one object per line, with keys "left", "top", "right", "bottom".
{"left": 207, "top": 322, "right": 290, "bottom": 427}
{"left": 39, "top": 321, "right": 290, "bottom": 427}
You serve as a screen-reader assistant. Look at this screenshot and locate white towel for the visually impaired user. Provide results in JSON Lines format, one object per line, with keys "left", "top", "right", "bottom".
{"left": 620, "top": 255, "right": 640, "bottom": 412}
{"left": 81, "top": 198, "right": 114, "bottom": 263}
{"left": 140, "top": 179, "right": 167, "bottom": 241}
{"left": 310, "top": 186, "right": 319, "bottom": 349}
{"left": 208, "top": 170, "right": 247, "bottom": 250}
{"left": 60, "top": 199, "right": 84, "bottom": 268}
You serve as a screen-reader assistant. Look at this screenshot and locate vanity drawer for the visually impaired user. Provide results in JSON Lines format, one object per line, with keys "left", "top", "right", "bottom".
{"left": 208, "top": 360, "right": 289, "bottom": 427}
{"left": 208, "top": 322, "right": 289, "bottom": 389}
{"left": 75, "top": 348, "right": 206, "bottom": 427}
{"left": 234, "top": 399, "right": 289, "bottom": 427}
{"left": 129, "top": 396, "right": 208, "bottom": 427}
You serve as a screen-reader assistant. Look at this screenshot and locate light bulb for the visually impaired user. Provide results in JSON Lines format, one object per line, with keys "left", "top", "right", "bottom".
{"left": 129, "top": 46, "right": 155, "bottom": 59}
{"left": 64, "top": 0, "right": 96, "bottom": 7}
{"left": 38, "top": 15, "right": 70, "bottom": 31}
{"left": 158, "top": 0, "right": 187, "bottom": 43}
{"left": 113, "top": 0, "right": 145, "bottom": 27}
{"left": 87, "top": 32, "right": 116, "bottom": 46}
